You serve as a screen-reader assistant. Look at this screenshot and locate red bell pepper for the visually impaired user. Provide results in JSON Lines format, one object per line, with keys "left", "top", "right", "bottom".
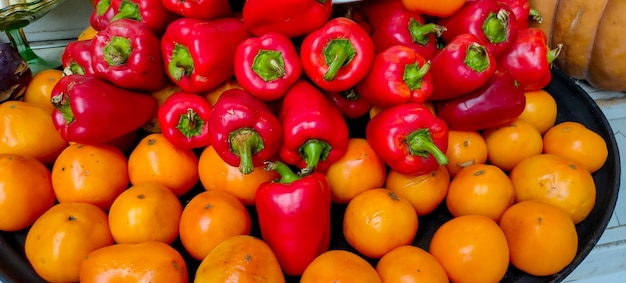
{"left": 429, "top": 33, "right": 497, "bottom": 101}
{"left": 356, "top": 0, "right": 405, "bottom": 31}
{"left": 355, "top": 45, "right": 434, "bottom": 109}
{"left": 436, "top": 65, "right": 526, "bottom": 131}
{"left": 162, "top": 0, "right": 231, "bottom": 20}
{"left": 496, "top": 0, "right": 543, "bottom": 29}
{"left": 109, "top": 0, "right": 179, "bottom": 35}
{"left": 90, "top": 0, "right": 116, "bottom": 31}
{"left": 300, "top": 17, "right": 375, "bottom": 92}
{"left": 208, "top": 88, "right": 282, "bottom": 175}
{"left": 438, "top": 0, "right": 518, "bottom": 58}
{"left": 498, "top": 27, "right": 562, "bottom": 91}
{"left": 279, "top": 80, "right": 350, "bottom": 174}
{"left": 242, "top": 0, "right": 332, "bottom": 38}
{"left": 61, "top": 40, "right": 95, "bottom": 76}
{"left": 323, "top": 88, "right": 373, "bottom": 120}
{"left": 91, "top": 19, "right": 166, "bottom": 92}
{"left": 370, "top": 10, "right": 446, "bottom": 60}
{"left": 157, "top": 91, "right": 213, "bottom": 150}
{"left": 255, "top": 160, "right": 331, "bottom": 276}
{"left": 161, "top": 17, "right": 251, "bottom": 94}
{"left": 233, "top": 32, "right": 302, "bottom": 101}
{"left": 50, "top": 75, "right": 158, "bottom": 144}
{"left": 365, "top": 102, "right": 449, "bottom": 176}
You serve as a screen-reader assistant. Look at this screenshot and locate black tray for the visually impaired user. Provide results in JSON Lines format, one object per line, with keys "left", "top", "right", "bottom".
{"left": 0, "top": 67, "right": 620, "bottom": 282}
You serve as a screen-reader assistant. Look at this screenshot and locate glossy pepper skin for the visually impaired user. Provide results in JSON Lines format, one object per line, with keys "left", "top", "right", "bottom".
{"left": 355, "top": 45, "right": 434, "bottom": 109}
{"left": 90, "top": 0, "right": 116, "bottom": 31}
{"left": 357, "top": 0, "right": 405, "bottom": 31}
{"left": 162, "top": 0, "right": 231, "bottom": 20}
{"left": 300, "top": 17, "right": 375, "bottom": 92}
{"left": 323, "top": 88, "right": 372, "bottom": 120}
{"left": 61, "top": 40, "right": 95, "bottom": 76}
{"left": 371, "top": 10, "right": 446, "bottom": 60}
{"left": 109, "top": 0, "right": 179, "bottom": 35}
{"left": 496, "top": 0, "right": 542, "bottom": 29}
{"left": 498, "top": 27, "right": 562, "bottom": 91}
{"left": 234, "top": 32, "right": 302, "bottom": 101}
{"left": 436, "top": 65, "right": 526, "bottom": 131}
{"left": 438, "top": 0, "right": 518, "bottom": 58}
{"left": 161, "top": 17, "right": 251, "bottom": 94}
{"left": 208, "top": 88, "right": 282, "bottom": 175}
{"left": 279, "top": 80, "right": 350, "bottom": 174}
{"left": 429, "top": 33, "right": 497, "bottom": 101}
{"left": 157, "top": 92, "right": 212, "bottom": 150}
{"left": 366, "top": 103, "right": 449, "bottom": 176}
{"left": 255, "top": 161, "right": 331, "bottom": 276}
{"left": 242, "top": 0, "right": 332, "bottom": 38}
{"left": 91, "top": 19, "right": 166, "bottom": 92}
{"left": 50, "top": 75, "right": 157, "bottom": 144}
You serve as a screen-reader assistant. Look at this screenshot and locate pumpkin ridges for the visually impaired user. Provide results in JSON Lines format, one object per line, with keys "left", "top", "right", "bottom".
{"left": 587, "top": 0, "right": 626, "bottom": 91}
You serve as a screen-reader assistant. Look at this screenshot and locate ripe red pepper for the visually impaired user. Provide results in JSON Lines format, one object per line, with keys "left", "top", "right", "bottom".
{"left": 436, "top": 65, "right": 526, "bottom": 131}
{"left": 208, "top": 88, "right": 282, "bottom": 175}
{"left": 90, "top": 0, "right": 116, "bottom": 31}
{"left": 242, "top": 0, "right": 332, "bottom": 38}
{"left": 438, "top": 0, "right": 518, "bottom": 58}
{"left": 162, "top": 0, "right": 231, "bottom": 20}
{"left": 279, "top": 80, "right": 350, "bottom": 174}
{"left": 366, "top": 102, "right": 449, "bottom": 176}
{"left": 109, "top": 0, "right": 179, "bottom": 35}
{"left": 50, "top": 75, "right": 157, "bottom": 144}
{"left": 91, "top": 19, "right": 166, "bottom": 92}
{"left": 357, "top": 0, "right": 405, "bottom": 31}
{"left": 61, "top": 40, "right": 95, "bottom": 76}
{"left": 370, "top": 10, "right": 446, "bottom": 60}
{"left": 255, "top": 161, "right": 331, "bottom": 276}
{"left": 355, "top": 45, "right": 434, "bottom": 109}
{"left": 233, "top": 32, "right": 302, "bottom": 101}
{"left": 498, "top": 27, "right": 562, "bottom": 91}
{"left": 323, "top": 88, "right": 372, "bottom": 120}
{"left": 429, "top": 33, "right": 497, "bottom": 101}
{"left": 496, "top": 0, "right": 542, "bottom": 29}
{"left": 161, "top": 17, "right": 251, "bottom": 94}
{"left": 157, "top": 92, "right": 213, "bottom": 150}
{"left": 300, "top": 17, "right": 375, "bottom": 92}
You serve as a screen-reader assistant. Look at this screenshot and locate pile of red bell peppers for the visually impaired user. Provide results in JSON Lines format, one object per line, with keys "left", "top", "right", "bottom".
{"left": 53, "top": 0, "right": 561, "bottom": 277}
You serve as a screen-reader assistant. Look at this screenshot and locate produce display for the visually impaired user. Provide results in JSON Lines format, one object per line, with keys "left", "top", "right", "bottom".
{"left": 0, "top": 0, "right": 621, "bottom": 282}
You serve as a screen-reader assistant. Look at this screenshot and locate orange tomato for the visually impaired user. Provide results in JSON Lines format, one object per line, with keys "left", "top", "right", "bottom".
{"left": 446, "top": 163, "right": 515, "bottom": 222}
{"left": 23, "top": 69, "right": 63, "bottom": 111}
{"left": 300, "top": 250, "right": 381, "bottom": 283}
{"left": 0, "top": 154, "right": 56, "bottom": 231}
{"left": 142, "top": 83, "right": 182, "bottom": 133}
{"left": 509, "top": 153, "right": 596, "bottom": 224}
{"left": 51, "top": 143, "right": 129, "bottom": 211}
{"left": 385, "top": 165, "right": 450, "bottom": 216}
{"left": 24, "top": 202, "right": 114, "bottom": 283}
{"left": 77, "top": 25, "right": 98, "bottom": 41}
{"left": 376, "top": 245, "right": 449, "bottom": 283}
{"left": 429, "top": 215, "right": 510, "bottom": 283}
{"left": 198, "top": 145, "right": 278, "bottom": 206}
{"left": 401, "top": 0, "right": 466, "bottom": 17}
{"left": 195, "top": 235, "right": 285, "bottom": 283}
{"left": 343, "top": 188, "right": 418, "bottom": 259}
{"left": 0, "top": 101, "right": 68, "bottom": 166}
{"left": 445, "top": 129, "right": 488, "bottom": 177}
{"left": 515, "top": 90, "right": 558, "bottom": 134}
{"left": 325, "top": 138, "right": 387, "bottom": 204}
{"left": 80, "top": 241, "right": 188, "bottom": 283}
{"left": 179, "top": 190, "right": 252, "bottom": 261}
{"left": 499, "top": 200, "right": 579, "bottom": 276}
{"left": 128, "top": 133, "right": 199, "bottom": 197}
{"left": 543, "top": 121, "right": 608, "bottom": 173}
{"left": 108, "top": 182, "right": 183, "bottom": 244}
{"left": 483, "top": 120, "right": 543, "bottom": 171}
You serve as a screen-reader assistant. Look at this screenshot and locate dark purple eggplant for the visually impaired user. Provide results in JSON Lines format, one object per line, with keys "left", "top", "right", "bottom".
{"left": 0, "top": 42, "right": 32, "bottom": 103}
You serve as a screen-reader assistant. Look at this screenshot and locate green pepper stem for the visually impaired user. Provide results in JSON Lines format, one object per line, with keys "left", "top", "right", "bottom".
{"left": 110, "top": 0, "right": 141, "bottom": 22}
{"left": 264, "top": 161, "right": 301, "bottom": 184}
{"left": 323, "top": 39, "right": 356, "bottom": 81}
{"left": 547, "top": 43, "right": 563, "bottom": 64}
{"left": 465, "top": 43, "right": 490, "bottom": 73}
{"left": 229, "top": 128, "right": 265, "bottom": 175}
{"left": 50, "top": 92, "right": 75, "bottom": 125}
{"left": 168, "top": 44, "right": 194, "bottom": 81}
{"left": 409, "top": 20, "right": 447, "bottom": 46}
{"left": 482, "top": 10, "right": 508, "bottom": 44}
{"left": 177, "top": 108, "right": 204, "bottom": 138}
{"left": 252, "top": 49, "right": 285, "bottom": 82}
{"left": 403, "top": 61, "right": 431, "bottom": 91}
{"left": 299, "top": 139, "right": 331, "bottom": 175}
{"left": 69, "top": 63, "right": 86, "bottom": 75}
{"left": 529, "top": 8, "right": 543, "bottom": 24}
{"left": 406, "top": 129, "right": 449, "bottom": 166}
{"left": 104, "top": 36, "right": 132, "bottom": 66}
{"left": 96, "top": 0, "right": 111, "bottom": 16}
